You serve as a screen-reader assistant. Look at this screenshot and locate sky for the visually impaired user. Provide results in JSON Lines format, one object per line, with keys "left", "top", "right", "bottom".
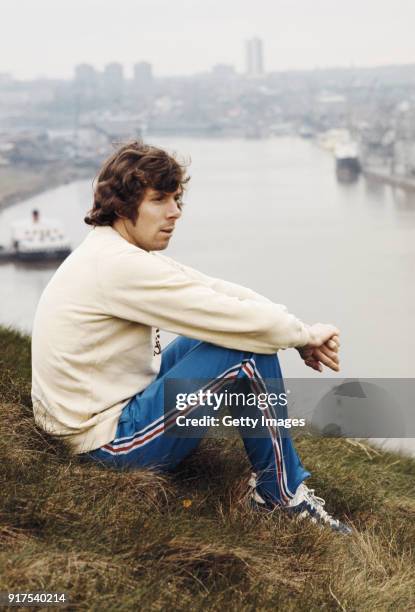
{"left": 1, "top": 0, "right": 414, "bottom": 79}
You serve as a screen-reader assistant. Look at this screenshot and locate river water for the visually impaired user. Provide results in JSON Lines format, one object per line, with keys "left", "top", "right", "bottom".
{"left": 1, "top": 137, "right": 414, "bottom": 453}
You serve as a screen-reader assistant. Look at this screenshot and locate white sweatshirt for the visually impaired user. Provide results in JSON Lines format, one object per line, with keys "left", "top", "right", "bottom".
{"left": 31, "top": 225, "right": 311, "bottom": 453}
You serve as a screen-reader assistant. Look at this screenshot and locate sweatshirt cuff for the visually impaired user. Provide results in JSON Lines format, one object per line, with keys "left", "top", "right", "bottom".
{"left": 296, "top": 322, "right": 312, "bottom": 348}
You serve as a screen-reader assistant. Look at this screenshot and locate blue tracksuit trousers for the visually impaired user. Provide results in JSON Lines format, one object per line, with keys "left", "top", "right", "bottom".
{"left": 84, "top": 337, "right": 310, "bottom": 505}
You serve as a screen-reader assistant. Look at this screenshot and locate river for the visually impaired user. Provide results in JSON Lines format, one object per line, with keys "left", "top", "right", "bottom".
{"left": 1, "top": 136, "right": 414, "bottom": 453}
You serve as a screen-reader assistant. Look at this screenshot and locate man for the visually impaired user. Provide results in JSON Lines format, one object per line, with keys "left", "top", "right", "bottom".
{"left": 31, "top": 141, "right": 351, "bottom": 535}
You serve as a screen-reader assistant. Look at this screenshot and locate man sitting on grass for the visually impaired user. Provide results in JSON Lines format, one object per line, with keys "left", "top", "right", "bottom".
{"left": 31, "top": 141, "right": 351, "bottom": 535}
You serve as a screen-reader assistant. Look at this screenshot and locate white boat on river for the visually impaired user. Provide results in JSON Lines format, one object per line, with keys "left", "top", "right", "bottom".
{"left": 0, "top": 209, "right": 71, "bottom": 262}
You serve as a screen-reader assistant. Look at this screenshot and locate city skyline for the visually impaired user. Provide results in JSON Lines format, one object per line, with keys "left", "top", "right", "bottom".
{"left": 4, "top": 53, "right": 415, "bottom": 84}
{"left": 1, "top": 0, "right": 415, "bottom": 80}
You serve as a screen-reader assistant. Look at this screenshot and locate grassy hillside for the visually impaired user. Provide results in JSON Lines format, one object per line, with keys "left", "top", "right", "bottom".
{"left": 1, "top": 326, "right": 414, "bottom": 611}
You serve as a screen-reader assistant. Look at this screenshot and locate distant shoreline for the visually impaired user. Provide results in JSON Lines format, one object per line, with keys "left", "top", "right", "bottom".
{"left": 362, "top": 168, "right": 415, "bottom": 191}
{"left": 0, "top": 161, "right": 99, "bottom": 213}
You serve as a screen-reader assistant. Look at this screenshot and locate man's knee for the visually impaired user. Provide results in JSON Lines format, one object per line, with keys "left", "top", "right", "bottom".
{"left": 159, "top": 336, "right": 202, "bottom": 375}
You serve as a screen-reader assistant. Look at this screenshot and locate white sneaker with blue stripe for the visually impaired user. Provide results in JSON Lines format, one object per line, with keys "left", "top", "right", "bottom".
{"left": 249, "top": 474, "right": 352, "bottom": 536}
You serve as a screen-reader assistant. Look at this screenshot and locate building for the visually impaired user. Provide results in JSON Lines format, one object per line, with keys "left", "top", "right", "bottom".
{"left": 74, "top": 64, "right": 98, "bottom": 87}
{"left": 133, "top": 62, "right": 153, "bottom": 90}
{"left": 211, "top": 64, "right": 236, "bottom": 80}
{"left": 132, "top": 62, "right": 154, "bottom": 107}
{"left": 245, "top": 37, "right": 264, "bottom": 77}
{"left": 74, "top": 64, "right": 99, "bottom": 104}
{"left": 102, "top": 63, "right": 125, "bottom": 105}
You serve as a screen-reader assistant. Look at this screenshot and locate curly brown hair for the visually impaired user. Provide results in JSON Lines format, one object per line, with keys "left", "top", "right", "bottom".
{"left": 85, "top": 141, "right": 190, "bottom": 227}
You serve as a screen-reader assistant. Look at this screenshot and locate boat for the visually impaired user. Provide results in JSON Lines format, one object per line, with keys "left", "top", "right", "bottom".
{"left": 335, "top": 142, "right": 361, "bottom": 182}
{"left": 0, "top": 209, "right": 72, "bottom": 262}
{"left": 317, "top": 128, "right": 351, "bottom": 152}
{"left": 299, "top": 124, "right": 314, "bottom": 138}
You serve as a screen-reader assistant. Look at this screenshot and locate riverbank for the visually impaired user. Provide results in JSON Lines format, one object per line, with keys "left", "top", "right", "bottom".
{"left": 362, "top": 167, "right": 415, "bottom": 191}
{"left": 1, "top": 325, "right": 414, "bottom": 610}
{"left": 0, "top": 161, "right": 98, "bottom": 212}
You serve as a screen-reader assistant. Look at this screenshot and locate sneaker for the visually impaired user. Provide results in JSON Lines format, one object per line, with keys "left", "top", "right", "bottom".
{"left": 248, "top": 473, "right": 352, "bottom": 536}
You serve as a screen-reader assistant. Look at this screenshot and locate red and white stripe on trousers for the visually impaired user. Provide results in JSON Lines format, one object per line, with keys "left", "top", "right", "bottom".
{"left": 241, "top": 359, "right": 293, "bottom": 504}
{"left": 101, "top": 357, "right": 292, "bottom": 503}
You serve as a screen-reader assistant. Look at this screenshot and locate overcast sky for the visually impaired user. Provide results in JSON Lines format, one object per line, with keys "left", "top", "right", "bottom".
{"left": 1, "top": 0, "right": 414, "bottom": 79}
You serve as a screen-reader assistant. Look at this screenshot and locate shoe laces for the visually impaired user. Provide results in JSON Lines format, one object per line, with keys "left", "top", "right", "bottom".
{"left": 302, "top": 486, "right": 338, "bottom": 525}
{"left": 249, "top": 475, "right": 339, "bottom": 526}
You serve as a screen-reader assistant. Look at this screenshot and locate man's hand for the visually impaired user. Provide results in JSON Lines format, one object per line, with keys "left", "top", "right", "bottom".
{"left": 298, "top": 325, "right": 341, "bottom": 373}
{"left": 306, "top": 323, "right": 340, "bottom": 348}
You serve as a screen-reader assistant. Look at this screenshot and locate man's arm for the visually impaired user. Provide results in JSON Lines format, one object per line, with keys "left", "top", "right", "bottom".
{"left": 98, "top": 249, "right": 311, "bottom": 353}
{"left": 155, "top": 253, "right": 272, "bottom": 304}
{"left": 153, "top": 256, "right": 343, "bottom": 368}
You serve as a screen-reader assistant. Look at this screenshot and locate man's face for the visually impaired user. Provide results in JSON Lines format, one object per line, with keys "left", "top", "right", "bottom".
{"left": 114, "top": 188, "right": 183, "bottom": 251}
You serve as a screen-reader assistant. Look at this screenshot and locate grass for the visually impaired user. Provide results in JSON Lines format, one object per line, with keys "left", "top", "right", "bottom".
{"left": 1, "top": 325, "right": 415, "bottom": 610}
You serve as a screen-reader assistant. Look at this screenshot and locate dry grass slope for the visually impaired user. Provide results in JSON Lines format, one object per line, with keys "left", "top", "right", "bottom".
{"left": 1, "top": 326, "right": 414, "bottom": 611}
